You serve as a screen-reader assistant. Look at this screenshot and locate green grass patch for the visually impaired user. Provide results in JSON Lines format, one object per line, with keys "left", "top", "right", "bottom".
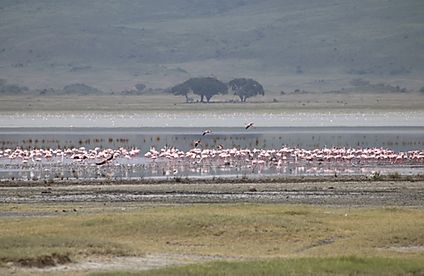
{"left": 92, "top": 257, "right": 424, "bottom": 276}
{"left": 0, "top": 203, "right": 423, "bottom": 269}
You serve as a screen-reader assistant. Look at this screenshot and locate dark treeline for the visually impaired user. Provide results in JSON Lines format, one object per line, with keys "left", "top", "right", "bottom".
{"left": 1, "top": 77, "right": 422, "bottom": 102}
{"left": 170, "top": 77, "right": 265, "bottom": 103}
{"left": 0, "top": 77, "right": 266, "bottom": 103}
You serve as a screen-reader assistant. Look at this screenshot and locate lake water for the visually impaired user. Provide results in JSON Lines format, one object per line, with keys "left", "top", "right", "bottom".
{"left": 1, "top": 110, "right": 424, "bottom": 128}
{"left": 0, "top": 111, "right": 423, "bottom": 181}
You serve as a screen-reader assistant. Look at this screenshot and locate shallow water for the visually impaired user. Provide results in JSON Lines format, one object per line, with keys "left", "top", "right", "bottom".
{"left": 0, "top": 160, "right": 421, "bottom": 182}
{"left": 1, "top": 126, "right": 424, "bottom": 151}
{"left": 1, "top": 111, "right": 423, "bottom": 181}
{"left": 1, "top": 110, "right": 424, "bottom": 127}
{"left": 0, "top": 152, "right": 423, "bottom": 182}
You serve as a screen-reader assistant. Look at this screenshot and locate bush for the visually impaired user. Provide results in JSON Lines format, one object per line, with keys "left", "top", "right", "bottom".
{"left": 0, "top": 79, "right": 29, "bottom": 94}
{"left": 63, "top": 83, "right": 100, "bottom": 95}
{"left": 350, "top": 78, "right": 370, "bottom": 87}
{"left": 135, "top": 83, "right": 146, "bottom": 92}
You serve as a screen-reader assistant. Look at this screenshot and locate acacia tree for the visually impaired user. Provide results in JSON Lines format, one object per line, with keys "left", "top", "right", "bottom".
{"left": 170, "top": 82, "right": 192, "bottom": 102}
{"left": 228, "top": 78, "right": 264, "bottom": 102}
{"left": 171, "top": 77, "right": 228, "bottom": 103}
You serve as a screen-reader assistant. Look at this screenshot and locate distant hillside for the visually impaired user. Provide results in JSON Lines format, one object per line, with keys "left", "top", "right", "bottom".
{"left": 0, "top": 0, "right": 423, "bottom": 92}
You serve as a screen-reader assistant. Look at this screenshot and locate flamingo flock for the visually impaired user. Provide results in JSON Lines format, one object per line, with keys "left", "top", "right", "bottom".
{"left": 0, "top": 145, "right": 423, "bottom": 181}
{"left": 143, "top": 146, "right": 424, "bottom": 167}
{"left": 0, "top": 147, "right": 140, "bottom": 165}
{"left": 0, "top": 124, "right": 423, "bottom": 181}
{"left": 0, "top": 145, "right": 423, "bottom": 167}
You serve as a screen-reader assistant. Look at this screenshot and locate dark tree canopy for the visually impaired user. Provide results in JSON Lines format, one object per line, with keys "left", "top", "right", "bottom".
{"left": 228, "top": 78, "right": 264, "bottom": 102}
{"left": 170, "top": 82, "right": 192, "bottom": 102}
{"left": 171, "top": 77, "right": 228, "bottom": 102}
{"left": 0, "top": 79, "right": 29, "bottom": 94}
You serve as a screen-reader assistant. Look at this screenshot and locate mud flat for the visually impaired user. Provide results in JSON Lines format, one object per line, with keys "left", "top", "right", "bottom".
{"left": 1, "top": 176, "right": 423, "bottom": 207}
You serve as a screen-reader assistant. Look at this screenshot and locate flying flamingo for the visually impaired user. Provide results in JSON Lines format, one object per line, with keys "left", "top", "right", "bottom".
{"left": 202, "top": 129, "right": 212, "bottom": 136}
{"left": 245, "top": 122, "right": 254, "bottom": 129}
{"left": 193, "top": 140, "right": 201, "bottom": 147}
{"left": 95, "top": 153, "right": 115, "bottom": 166}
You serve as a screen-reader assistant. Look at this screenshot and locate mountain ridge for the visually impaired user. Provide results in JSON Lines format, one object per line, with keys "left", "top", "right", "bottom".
{"left": 0, "top": 0, "right": 423, "bottom": 91}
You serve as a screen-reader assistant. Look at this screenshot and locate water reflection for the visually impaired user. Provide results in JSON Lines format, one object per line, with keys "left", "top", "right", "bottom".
{"left": 1, "top": 152, "right": 423, "bottom": 182}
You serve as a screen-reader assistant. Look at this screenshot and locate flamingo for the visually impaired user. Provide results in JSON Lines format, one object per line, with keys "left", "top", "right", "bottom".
{"left": 193, "top": 140, "right": 201, "bottom": 147}
{"left": 202, "top": 129, "right": 212, "bottom": 136}
{"left": 245, "top": 122, "right": 254, "bottom": 129}
{"left": 95, "top": 153, "right": 116, "bottom": 165}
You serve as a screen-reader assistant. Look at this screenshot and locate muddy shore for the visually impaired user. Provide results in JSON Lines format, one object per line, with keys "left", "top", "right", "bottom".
{"left": 1, "top": 176, "right": 423, "bottom": 207}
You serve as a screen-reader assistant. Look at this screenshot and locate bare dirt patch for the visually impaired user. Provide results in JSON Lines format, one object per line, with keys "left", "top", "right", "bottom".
{"left": 1, "top": 176, "right": 423, "bottom": 207}
{"left": 5, "top": 254, "right": 233, "bottom": 274}
{"left": 387, "top": 246, "right": 424, "bottom": 253}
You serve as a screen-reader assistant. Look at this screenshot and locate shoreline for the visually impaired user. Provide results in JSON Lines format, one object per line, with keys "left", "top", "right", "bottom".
{"left": 1, "top": 175, "right": 423, "bottom": 207}
{"left": 2, "top": 174, "right": 423, "bottom": 187}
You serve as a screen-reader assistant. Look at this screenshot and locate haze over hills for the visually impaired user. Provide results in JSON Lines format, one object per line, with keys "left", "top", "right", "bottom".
{"left": 0, "top": 0, "right": 423, "bottom": 92}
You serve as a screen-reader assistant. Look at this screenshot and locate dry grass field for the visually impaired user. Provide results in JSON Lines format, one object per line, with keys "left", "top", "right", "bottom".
{"left": 0, "top": 202, "right": 423, "bottom": 274}
{"left": 1, "top": 92, "right": 424, "bottom": 112}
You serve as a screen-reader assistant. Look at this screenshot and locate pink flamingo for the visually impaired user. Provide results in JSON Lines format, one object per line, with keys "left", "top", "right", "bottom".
{"left": 245, "top": 122, "right": 254, "bottom": 129}
{"left": 202, "top": 129, "right": 212, "bottom": 136}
